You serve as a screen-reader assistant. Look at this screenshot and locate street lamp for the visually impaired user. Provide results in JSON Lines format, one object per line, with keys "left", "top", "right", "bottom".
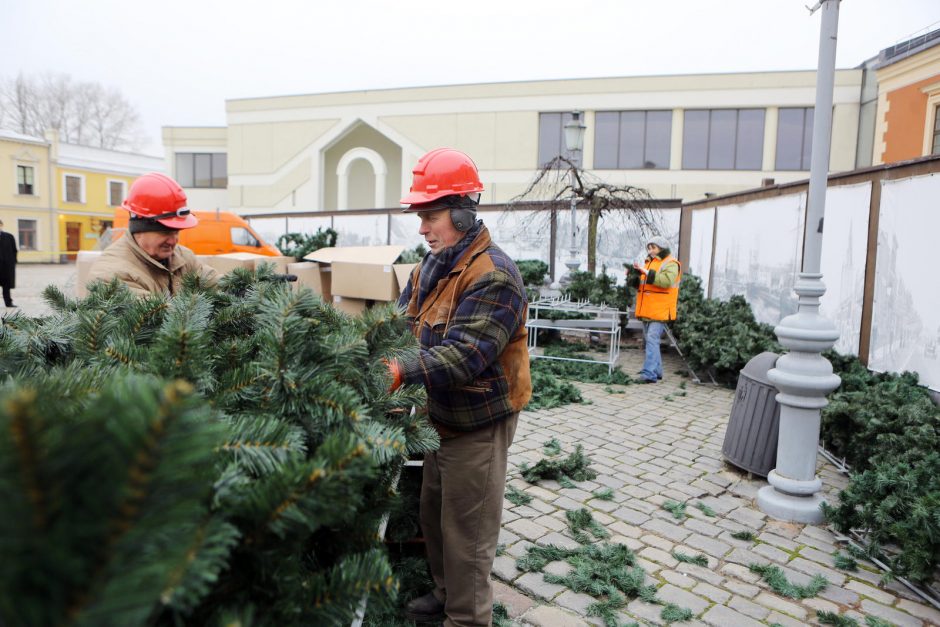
{"left": 563, "top": 111, "right": 586, "bottom": 276}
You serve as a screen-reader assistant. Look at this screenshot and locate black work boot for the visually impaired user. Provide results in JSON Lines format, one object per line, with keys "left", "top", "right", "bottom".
{"left": 404, "top": 591, "right": 445, "bottom": 622}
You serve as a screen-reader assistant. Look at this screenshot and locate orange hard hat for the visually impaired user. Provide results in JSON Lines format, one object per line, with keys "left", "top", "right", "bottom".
{"left": 123, "top": 172, "right": 198, "bottom": 229}
{"left": 400, "top": 148, "right": 484, "bottom": 205}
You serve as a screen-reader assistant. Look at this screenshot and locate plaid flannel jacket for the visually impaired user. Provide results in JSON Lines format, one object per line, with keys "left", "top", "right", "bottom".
{"left": 398, "top": 226, "right": 532, "bottom": 433}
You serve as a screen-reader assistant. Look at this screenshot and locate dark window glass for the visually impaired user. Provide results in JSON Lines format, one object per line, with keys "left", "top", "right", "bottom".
{"left": 775, "top": 108, "right": 805, "bottom": 170}
{"left": 593, "top": 112, "right": 620, "bottom": 168}
{"left": 537, "top": 112, "right": 581, "bottom": 168}
{"left": 708, "top": 110, "right": 737, "bottom": 170}
{"left": 194, "top": 154, "right": 212, "bottom": 188}
{"left": 211, "top": 153, "right": 228, "bottom": 188}
{"left": 109, "top": 181, "right": 125, "bottom": 206}
{"left": 933, "top": 106, "right": 940, "bottom": 154}
{"left": 16, "top": 165, "right": 34, "bottom": 195}
{"left": 682, "top": 110, "right": 710, "bottom": 169}
{"left": 18, "top": 219, "right": 37, "bottom": 250}
{"left": 231, "top": 227, "right": 259, "bottom": 247}
{"left": 176, "top": 154, "right": 194, "bottom": 187}
{"left": 736, "top": 109, "right": 765, "bottom": 170}
{"left": 645, "top": 111, "right": 672, "bottom": 169}
{"left": 65, "top": 175, "right": 82, "bottom": 202}
{"left": 618, "top": 111, "right": 646, "bottom": 169}
{"left": 594, "top": 110, "right": 671, "bottom": 169}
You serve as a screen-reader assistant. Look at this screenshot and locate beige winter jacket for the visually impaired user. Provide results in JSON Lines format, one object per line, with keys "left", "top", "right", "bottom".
{"left": 88, "top": 234, "right": 218, "bottom": 297}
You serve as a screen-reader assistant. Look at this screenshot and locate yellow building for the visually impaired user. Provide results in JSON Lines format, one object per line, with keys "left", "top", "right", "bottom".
{"left": 51, "top": 131, "right": 163, "bottom": 259}
{"left": 0, "top": 129, "right": 56, "bottom": 263}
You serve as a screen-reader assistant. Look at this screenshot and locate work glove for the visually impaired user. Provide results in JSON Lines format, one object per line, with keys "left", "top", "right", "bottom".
{"left": 383, "top": 358, "right": 403, "bottom": 393}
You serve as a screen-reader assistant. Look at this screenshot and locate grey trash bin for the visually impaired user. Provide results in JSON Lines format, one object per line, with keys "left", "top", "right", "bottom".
{"left": 722, "top": 351, "right": 781, "bottom": 477}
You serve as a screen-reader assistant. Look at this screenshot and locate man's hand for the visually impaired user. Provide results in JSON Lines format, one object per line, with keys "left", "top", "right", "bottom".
{"left": 383, "top": 358, "right": 403, "bottom": 393}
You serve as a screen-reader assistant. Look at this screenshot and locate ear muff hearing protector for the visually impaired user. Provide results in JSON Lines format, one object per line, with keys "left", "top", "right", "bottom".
{"left": 449, "top": 207, "right": 476, "bottom": 232}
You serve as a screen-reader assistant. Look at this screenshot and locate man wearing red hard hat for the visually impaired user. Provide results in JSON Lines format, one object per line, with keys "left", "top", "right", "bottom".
{"left": 387, "top": 148, "right": 531, "bottom": 626}
{"left": 90, "top": 172, "right": 217, "bottom": 296}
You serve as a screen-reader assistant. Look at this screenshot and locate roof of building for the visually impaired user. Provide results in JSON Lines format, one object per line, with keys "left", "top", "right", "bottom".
{"left": 875, "top": 26, "right": 940, "bottom": 69}
{"left": 0, "top": 128, "right": 48, "bottom": 145}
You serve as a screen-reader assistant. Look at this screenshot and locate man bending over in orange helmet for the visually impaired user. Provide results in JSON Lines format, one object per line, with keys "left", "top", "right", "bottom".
{"left": 386, "top": 148, "right": 531, "bottom": 627}
{"left": 90, "top": 172, "right": 218, "bottom": 297}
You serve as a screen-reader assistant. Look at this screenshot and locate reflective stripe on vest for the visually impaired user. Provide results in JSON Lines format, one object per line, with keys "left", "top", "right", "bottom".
{"left": 635, "top": 255, "right": 681, "bottom": 321}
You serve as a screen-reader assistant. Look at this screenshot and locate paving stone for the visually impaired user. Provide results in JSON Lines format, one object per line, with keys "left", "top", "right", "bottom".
{"left": 498, "top": 528, "right": 521, "bottom": 545}
{"left": 492, "top": 555, "right": 520, "bottom": 581}
{"left": 788, "top": 556, "right": 847, "bottom": 586}
{"left": 795, "top": 530, "right": 838, "bottom": 554}
{"left": 802, "top": 597, "right": 841, "bottom": 615}
{"left": 725, "top": 547, "right": 771, "bottom": 568}
{"left": 753, "top": 542, "right": 792, "bottom": 564}
{"left": 491, "top": 578, "right": 535, "bottom": 618}
{"left": 524, "top": 485, "right": 559, "bottom": 502}
{"left": 676, "top": 562, "right": 725, "bottom": 586}
{"left": 532, "top": 514, "right": 567, "bottom": 533}
{"left": 506, "top": 519, "right": 550, "bottom": 542}
{"left": 608, "top": 520, "right": 643, "bottom": 539}
{"left": 502, "top": 509, "right": 521, "bottom": 524}
{"left": 683, "top": 517, "right": 724, "bottom": 538}
{"left": 514, "top": 572, "right": 567, "bottom": 601}
{"left": 588, "top": 498, "right": 618, "bottom": 513}
{"left": 625, "top": 599, "right": 667, "bottom": 626}
{"left": 555, "top": 590, "right": 598, "bottom": 617}
{"left": 727, "top": 506, "right": 766, "bottom": 528}
{"left": 643, "top": 517, "right": 691, "bottom": 543}
{"left": 722, "top": 579, "right": 760, "bottom": 598}
{"left": 728, "top": 594, "right": 771, "bottom": 620}
{"left": 639, "top": 546, "right": 679, "bottom": 568}
{"left": 543, "top": 559, "right": 573, "bottom": 579}
{"left": 753, "top": 592, "right": 807, "bottom": 620}
{"left": 536, "top": 531, "right": 583, "bottom": 551}
{"left": 527, "top": 499, "right": 558, "bottom": 515}
{"left": 765, "top": 611, "right": 805, "bottom": 627}
{"left": 817, "top": 584, "right": 860, "bottom": 606}
{"left": 661, "top": 569, "right": 697, "bottom": 590}
{"left": 757, "top": 531, "right": 801, "bottom": 553}
{"left": 691, "top": 581, "right": 731, "bottom": 604}
{"left": 897, "top": 598, "right": 940, "bottom": 625}
{"left": 520, "top": 604, "right": 591, "bottom": 627}
{"left": 506, "top": 539, "right": 535, "bottom": 558}
{"left": 683, "top": 532, "right": 732, "bottom": 558}
{"left": 701, "top": 604, "right": 765, "bottom": 627}
{"left": 762, "top": 520, "right": 802, "bottom": 539}
{"left": 655, "top": 583, "right": 710, "bottom": 615}
{"left": 860, "top": 599, "right": 924, "bottom": 627}
{"left": 640, "top": 534, "right": 674, "bottom": 553}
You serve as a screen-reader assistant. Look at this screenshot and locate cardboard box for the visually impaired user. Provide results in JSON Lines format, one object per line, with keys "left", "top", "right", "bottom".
{"left": 204, "top": 252, "right": 295, "bottom": 275}
{"left": 287, "top": 261, "right": 331, "bottom": 300}
{"left": 331, "top": 295, "right": 370, "bottom": 316}
{"left": 75, "top": 250, "right": 103, "bottom": 298}
{"left": 305, "top": 245, "right": 412, "bottom": 302}
{"left": 393, "top": 263, "right": 417, "bottom": 293}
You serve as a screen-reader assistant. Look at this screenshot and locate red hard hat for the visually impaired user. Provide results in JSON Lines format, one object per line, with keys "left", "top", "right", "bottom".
{"left": 122, "top": 172, "right": 198, "bottom": 229}
{"left": 400, "top": 148, "right": 484, "bottom": 205}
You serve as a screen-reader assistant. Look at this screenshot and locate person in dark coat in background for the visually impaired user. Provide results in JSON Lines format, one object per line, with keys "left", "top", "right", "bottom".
{"left": 0, "top": 220, "right": 17, "bottom": 308}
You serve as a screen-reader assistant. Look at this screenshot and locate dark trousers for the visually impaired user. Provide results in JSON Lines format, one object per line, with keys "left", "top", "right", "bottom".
{"left": 421, "top": 413, "right": 518, "bottom": 627}
{"left": 2, "top": 286, "right": 11, "bottom": 307}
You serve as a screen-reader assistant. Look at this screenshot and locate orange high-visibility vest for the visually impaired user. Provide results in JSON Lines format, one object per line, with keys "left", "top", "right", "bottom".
{"left": 635, "top": 255, "right": 681, "bottom": 321}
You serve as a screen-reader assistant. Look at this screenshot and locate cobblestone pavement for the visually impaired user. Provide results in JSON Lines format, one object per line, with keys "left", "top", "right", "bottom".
{"left": 2, "top": 263, "right": 75, "bottom": 318}
{"left": 494, "top": 348, "right": 940, "bottom": 627}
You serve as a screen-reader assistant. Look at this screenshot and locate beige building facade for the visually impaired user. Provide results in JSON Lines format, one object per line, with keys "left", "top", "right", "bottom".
{"left": 164, "top": 69, "right": 865, "bottom": 215}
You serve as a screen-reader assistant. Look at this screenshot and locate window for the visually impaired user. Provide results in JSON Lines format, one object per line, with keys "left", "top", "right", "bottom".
{"left": 537, "top": 112, "right": 583, "bottom": 168}
{"left": 18, "top": 219, "right": 37, "bottom": 251}
{"left": 776, "top": 107, "right": 814, "bottom": 170}
{"left": 682, "top": 109, "right": 766, "bottom": 170}
{"left": 108, "top": 180, "right": 126, "bottom": 206}
{"left": 594, "top": 110, "right": 672, "bottom": 169}
{"left": 176, "top": 152, "right": 227, "bottom": 188}
{"left": 933, "top": 106, "right": 940, "bottom": 155}
{"left": 231, "top": 227, "right": 259, "bottom": 247}
{"left": 64, "top": 174, "right": 84, "bottom": 203}
{"left": 16, "top": 165, "right": 34, "bottom": 195}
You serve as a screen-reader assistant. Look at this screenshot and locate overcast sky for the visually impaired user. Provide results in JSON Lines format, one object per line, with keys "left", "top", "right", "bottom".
{"left": 3, "top": 0, "right": 938, "bottom": 155}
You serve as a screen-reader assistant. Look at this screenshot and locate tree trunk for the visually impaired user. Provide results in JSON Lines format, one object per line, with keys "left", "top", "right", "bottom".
{"left": 587, "top": 208, "right": 600, "bottom": 274}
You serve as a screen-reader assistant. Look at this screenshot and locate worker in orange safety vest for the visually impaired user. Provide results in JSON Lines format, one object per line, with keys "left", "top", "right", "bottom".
{"left": 632, "top": 236, "right": 681, "bottom": 383}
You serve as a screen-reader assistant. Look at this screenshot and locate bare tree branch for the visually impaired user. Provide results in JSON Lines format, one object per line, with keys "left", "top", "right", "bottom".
{"left": 0, "top": 72, "right": 145, "bottom": 150}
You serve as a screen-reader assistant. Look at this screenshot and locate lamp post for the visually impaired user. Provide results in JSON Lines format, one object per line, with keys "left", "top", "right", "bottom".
{"left": 757, "top": 0, "right": 842, "bottom": 524}
{"left": 562, "top": 111, "right": 586, "bottom": 278}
